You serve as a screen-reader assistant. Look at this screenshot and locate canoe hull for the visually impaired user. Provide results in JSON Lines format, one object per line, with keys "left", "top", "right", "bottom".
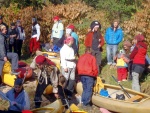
{"left": 76, "top": 82, "right": 150, "bottom": 113}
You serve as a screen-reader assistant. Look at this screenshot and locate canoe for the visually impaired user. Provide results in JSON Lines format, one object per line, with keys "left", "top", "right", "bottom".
{"left": 31, "top": 99, "right": 64, "bottom": 113}
{"left": 76, "top": 82, "right": 150, "bottom": 113}
{"left": 31, "top": 99, "right": 87, "bottom": 113}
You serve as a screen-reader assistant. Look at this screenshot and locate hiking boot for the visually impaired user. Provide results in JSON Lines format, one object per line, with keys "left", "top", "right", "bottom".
{"left": 11, "top": 70, "right": 21, "bottom": 75}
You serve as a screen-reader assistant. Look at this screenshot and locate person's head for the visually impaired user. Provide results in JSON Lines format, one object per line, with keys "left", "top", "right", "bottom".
{"left": 53, "top": 16, "right": 60, "bottom": 23}
{"left": 90, "top": 21, "right": 101, "bottom": 32}
{"left": 134, "top": 34, "right": 145, "bottom": 43}
{"left": 0, "top": 15, "right": 3, "bottom": 24}
{"left": 32, "top": 17, "right": 37, "bottom": 25}
{"left": 0, "top": 25, "right": 7, "bottom": 34}
{"left": 14, "top": 78, "right": 23, "bottom": 93}
{"left": 85, "top": 47, "right": 92, "bottom": 54}
{"left": 64, "top": 36, "right": 74, "bottom": 47}
{"left": 59, "top": 75, "right": 66, "bottom": 88}
{"left": 35, "top": 55, "right": 47, "bottom": 69}
{"left": 16, "top": 20, "right": 21, "bottom": 27}
{"left": 123, "top": 40, "right": 132, "bottom": 50}
{"left": 65, "top": 28, "right": 72, "bottom": 37}
{"left": 112, "top": 19, "right": 119, "bottom": 29}
{"left": 11, "top": 22, "right": 16, "bottom": 29}
{"left": 67, "top": 24, "right": 75, "bottom": 32}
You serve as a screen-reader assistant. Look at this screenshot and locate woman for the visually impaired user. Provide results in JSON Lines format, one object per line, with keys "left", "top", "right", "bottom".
{"left": 0, "top": 78, "right": 30, "bottom": 113}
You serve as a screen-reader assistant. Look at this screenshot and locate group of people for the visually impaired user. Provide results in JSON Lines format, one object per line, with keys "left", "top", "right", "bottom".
{"left": 0, "top": 14, "right": 150, "bottom": 113}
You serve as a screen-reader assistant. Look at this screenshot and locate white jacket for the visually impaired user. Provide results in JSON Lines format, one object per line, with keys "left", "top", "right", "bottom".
{"left": 60, "top": 44, "right": 76, "bottom": 69}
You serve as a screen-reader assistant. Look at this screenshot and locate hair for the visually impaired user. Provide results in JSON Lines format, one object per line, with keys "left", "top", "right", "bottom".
{"left": 59, "top": 75, "right": 66, "bottom": 85}
{"left": 85, "top": 47, "right": 92, "bottom": 53}
{"left": 0, "top": 25, "right": 6, "bottom": 31}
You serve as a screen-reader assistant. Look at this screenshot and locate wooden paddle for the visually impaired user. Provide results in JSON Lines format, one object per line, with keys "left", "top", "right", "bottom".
{"left": 111, "top": 75, "right": 131, "bottom": 99}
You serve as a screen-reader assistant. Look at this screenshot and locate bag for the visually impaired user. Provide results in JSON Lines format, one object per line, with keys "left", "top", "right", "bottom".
{"left": 100, "top": 89, "right": 109, "bottom": 97}
{"left": 116, "top": 94, "right": 125, "bottom": 100}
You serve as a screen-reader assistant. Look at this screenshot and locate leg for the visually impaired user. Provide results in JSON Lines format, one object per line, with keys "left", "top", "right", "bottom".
{"left": 17, "top": 40, "right": 23, "bottom": 60}
{"left": 53, "top": 38, "right": 59, "bottom": 45}
{"left": 7, "top": 52, "right": 18, "bottom": 70}
{"left": 9, "top": 44, "right": 12, "bottom": 52}
{"left": 132, "top": 72, "right": 140, "bottom": 92}
{"left": 14, "top": 39, "right": 17, "bottom": 53}
{"left": 80, "top": 76, "right": 87, "bottom": 105}
{"left": 106, "top": 45, "right": 112, "bottom": 65}
{"left": 29, "top": 38, "right": 34, "bottom": 53}
{"left": 81, "top": 76, "right": 94, "bottom": 106}
{"left": 122, "top": 68, "right": 128, "bottom": 80}
{"left": 112, "top": 45, "right": 118, "bottom": 65}
{"left": 128, "top": 62, "right": 133, "bottom": 80}
{"left": 95, "top": 51, "right": 102, "bottom": 74}
{"left": 117, "top": 68, "right": 122, "bottom": 82}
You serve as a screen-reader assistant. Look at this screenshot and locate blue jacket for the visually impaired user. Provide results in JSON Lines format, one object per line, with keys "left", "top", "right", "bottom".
{"left": 105, "top": 27, "right": 123, "bottom": 45}
{"left": 71, "top": 32, "right": 79, "bottom": 47}
{"left": 6, "top": 89, "right": 30, "bottom": 111}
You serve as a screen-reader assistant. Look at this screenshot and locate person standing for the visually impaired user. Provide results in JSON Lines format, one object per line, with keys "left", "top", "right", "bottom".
{"left": 8, "top": 22, "right": 18, "bottom": 53}
{"left": 16, "top": 20, "right": 26, "bottom": 60}
{"left": 60, "top": 36, "right": 76, "bottom": 93}
{"left": 51, "top": 16, "right": 64, "bottom": 46}
{"left": 0, "top": 15, "right": 9, "bottom": 33}
{"left": 77, "top": 47, "right": 98, "bottom": 106}
{"left": 29, "top": 18, "right": 40, "bottom": 56}
{"left": 0, "top": 25, "right": 19, "bottom": 79}
{"left": 84, "top": 21, "right": 104, "bottom": 74}
{"left": 130, "top": 34, "right": 147, "bottom": 92}
{"left": 105, "top": 19, "right": 123, "bottom": 67}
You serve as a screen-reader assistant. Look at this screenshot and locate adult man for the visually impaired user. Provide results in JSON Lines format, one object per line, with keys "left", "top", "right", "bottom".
{"left": 51, "top": 16, "right": 64, "bottom": 45}
{"left": 0, "top": 25, "right": 19, "bottom": 81}
{"left": 30, "top": 55, "right": 58, "bottom": 108}
{"left": 105, "top": 20, "right": 123, "bottom": 67}
{"left": 84, "top": 21, "right": 104, "bottom": 74}
{"left": 29, "top": 18, "right": 41, "bottom": 56}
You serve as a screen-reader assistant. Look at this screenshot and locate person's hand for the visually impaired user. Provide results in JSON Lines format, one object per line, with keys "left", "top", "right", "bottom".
{"left": 54, "top": 93, "right": 59, "bottom": 99}
{"left": 11, "top": 101, "right": 17, "bottom": 106}
{"left": 99, "top": 39, "right": 101, "bottom": 42}
{"left": 98, "top": 44, "right": 101, "bottom": 48}
{"left": 64, "top": 68, "right": 68, "bottom": 73}
{"left": 4, "top": 57, "right": 7, "bottom": 61}
{"left": 36, "top": 38, "right": 39, "bottom": 41}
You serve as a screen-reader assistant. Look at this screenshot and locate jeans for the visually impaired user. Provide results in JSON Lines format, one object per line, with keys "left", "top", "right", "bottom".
{"left": 81, "top": 75, "right": 94, "bottom": 106}
{"left": 106, "top": 44, "right": 118, "bottom": 65}
{"left": 132, "top": 72, "right": 140, "bottom": 92}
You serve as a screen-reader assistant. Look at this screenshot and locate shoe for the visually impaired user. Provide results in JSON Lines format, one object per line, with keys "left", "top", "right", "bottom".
{"left": 122, "top": 79, "right": 127, "bottom": 81}
{"left": 11, "top": 70, "right": 21, "bottom": 75}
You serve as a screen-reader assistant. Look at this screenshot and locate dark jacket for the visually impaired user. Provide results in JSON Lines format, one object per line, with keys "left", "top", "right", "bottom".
{"left": 0, "top": 32, "right": 7, "bottom": 59}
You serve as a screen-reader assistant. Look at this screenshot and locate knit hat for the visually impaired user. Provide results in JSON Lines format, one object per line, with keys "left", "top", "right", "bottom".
{"left": 64, "top": 36, "right": 74, "bottom": 44}
{"left": 134, "top": 34, "right": 145, "bottom": 42}
{"left": 67, "top": 24, "right": 75, "bottom": 30}
{"left": 53, "top": 16, "right": 60, "bottom": 21}
{"left": 123, "top": 41, "right": 132, "bottom": 47}
{"left": 14, "top": 78, "right": 23, "bottom": 86}
{"left": 90, "top": 21, "right": 101, "bottom": 30}
{"left": 35, "top": 55, "right": 46, "bottom": 65}
{"left": 66, "top": 28, "right": 72, "bottom": 35}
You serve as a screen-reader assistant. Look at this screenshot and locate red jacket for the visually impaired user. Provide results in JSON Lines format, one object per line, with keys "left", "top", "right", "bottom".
{"left": 77, "top": 53, "right": 98, "bottom": 77}
{"left": 130, "top": 42, "right": 147, "bottom": 64}
{"left": 84, "top": 31, "right": 104, "bottom": 49}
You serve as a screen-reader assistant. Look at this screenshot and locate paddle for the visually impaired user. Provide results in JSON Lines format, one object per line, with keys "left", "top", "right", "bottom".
{"left": 111, "top": 75, "right": 131, "bottom": 99}
{"left": 0, "top": 91, "right": 11, "bottom": 103}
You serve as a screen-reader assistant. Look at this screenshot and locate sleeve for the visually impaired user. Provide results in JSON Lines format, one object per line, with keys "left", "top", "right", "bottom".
{"left": 104, "top": 28, "right": 109, "bottom": 44}
{"left": 130, "top": 46, "right": 138, "bottom": 59}
{"left": 51, "top": 30, "right": 54, "bottom": 39}
{"left": 0, "top": 35, "right": 6, "bottom": 59}
{"left": 59, "top": 30, "right": 64, "bottom": 39}
{"left": 116, "top": 29, "right": 124, "bottom": 44}
{"left": 36, "top": 25, "right": 41, "bottom": 41}
{"left": 84, "top": 33, "right": 90, "bottom": 47}
{"left": 92, "top": 57, "right": 98, "bottom": 76}
{"left": 100, "top": 34, "right": 104, "bottom": 47}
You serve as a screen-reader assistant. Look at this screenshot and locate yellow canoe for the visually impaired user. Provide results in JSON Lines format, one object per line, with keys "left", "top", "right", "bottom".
{"left": 76, "top": 82, "right": 150, "bottom": 113}
{"left": 32, "top": 99, "right": 87, "bottom": 113}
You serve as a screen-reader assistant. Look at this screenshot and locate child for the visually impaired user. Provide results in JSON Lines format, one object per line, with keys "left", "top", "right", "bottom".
{"left": 77, "top": 47, "right": 98, "bottom": 106}
{"left": 115, "top": 49, "right": 129, "bottom": 82}
{"left": 130, "top": 34, "right": 148, "bottom": 92}
{"left": 9, "top": 22, "right": 18, "bottom": 52}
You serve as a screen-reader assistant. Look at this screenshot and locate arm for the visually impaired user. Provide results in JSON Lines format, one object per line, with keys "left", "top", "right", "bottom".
{"left": 92, "top": 57, "right": 98, "bottom": 76}
{"left": 58, "top": 23, "right": 64, "bottom": 38}
{"left": 60, "top": 49, "right": 67, "bottom": 69}
{"left": 99, "top": 34, "right": 105, "bottom": 47}
{"left": 59, "top": 30, "right": 64, "bottom": 39}
{"left": 36, "top": 25, "right": 41, "bottom": 41}
{"left": 130, "top": 46, "right": 138, "bottom": 59}
{"left": 51, "top": 30, "right": 54, "bottom": 39}
{"left": 0, "top": 35, "right": 6, "bottom": 59}
{"left": 116, "top": 29, "right": 123, "bottom": 44}
{"left": 84, "top": 32, "right": 91, "bottom": 47}
{"left": 104, "top": 28, "right": 109, "bottom": 44}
